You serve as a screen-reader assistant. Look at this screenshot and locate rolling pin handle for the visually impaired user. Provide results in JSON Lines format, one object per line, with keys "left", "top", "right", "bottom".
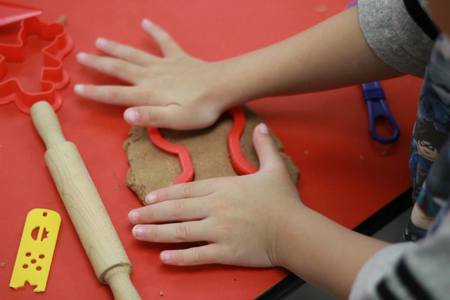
{"left": 104, "top": 265, "right": 141, "bottom": 300}
{"left": 30, "top": 101, "right": 66, "bottom": 148}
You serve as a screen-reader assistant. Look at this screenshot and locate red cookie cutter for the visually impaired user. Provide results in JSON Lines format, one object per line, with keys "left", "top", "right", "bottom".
{"left": 149, "top": 127, "right": 195, "bottom": 184}
{"left": 227, "top": 106, "right": 258, "bottom": 175}
{"left": 0, "top": 16, "right": 73, "bottom": 114}
{"left": 148, "top": 106, "right": 258, "bottom": 184}
{"left": 0, "top": 1, "right": 42, "bottom": 27}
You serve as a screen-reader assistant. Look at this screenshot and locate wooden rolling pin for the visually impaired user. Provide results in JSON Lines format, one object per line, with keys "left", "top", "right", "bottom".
{"left": 31, "top": 101, "right": 141, "bottom": 300}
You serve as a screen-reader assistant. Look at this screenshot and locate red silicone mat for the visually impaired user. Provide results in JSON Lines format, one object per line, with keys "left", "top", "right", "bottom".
{"left": 0, "top": 0, "right": 421, "bottom": 299}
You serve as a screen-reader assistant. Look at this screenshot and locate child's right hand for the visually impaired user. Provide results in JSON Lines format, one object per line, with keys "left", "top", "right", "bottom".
{"left": 74, "top": 19, "right": 235, "bottom": 130}
{"left": 127, "top": 124, "right": 304, "bottom": 268}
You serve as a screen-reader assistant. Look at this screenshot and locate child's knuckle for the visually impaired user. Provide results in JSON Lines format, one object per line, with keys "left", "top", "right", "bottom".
{"left": 174, "top": 223, "right": 190, "bottom": 241}
{"left": 216, "top": 221, "right": 232, "bottom": 237}
{"left": 148, "top": 226, "right": 159, "bottom": 241}
{"left": 142, "top": 208, "right": 155, "bottom": 221}
{"left": 171, "top": 200, "right": 185, "bottom": 219}
{"left": 188, "top": 248, "right": 201, "bottom": 265}
{"left": 181, "top": 184, "right": 192, "bottom": 196}
{"left": 108, "top": 88, "right": 120, "bottom": 98}
{"left": 214, "top": 197, "right": 228, "bottom": 210}
{"left": 105, "top": 62, "right": 120, "bottom": 73}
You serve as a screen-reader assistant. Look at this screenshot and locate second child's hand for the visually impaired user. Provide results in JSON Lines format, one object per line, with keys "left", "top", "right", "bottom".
{"left": 75, "top": 9, "right": 400, "bottom": 131}
{"left": 74, "top": 19, "right": 231, "bottom": 130}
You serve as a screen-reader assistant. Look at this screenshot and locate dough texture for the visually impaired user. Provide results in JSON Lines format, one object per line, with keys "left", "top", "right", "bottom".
{"left": 124, "top": 107, "right": 299, "bottom": 203}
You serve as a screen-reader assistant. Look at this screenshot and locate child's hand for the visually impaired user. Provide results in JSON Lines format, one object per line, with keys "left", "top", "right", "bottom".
{"left": 75, "top": 19, "right": 233, "bottom": 130}
{"left": 127, "top": 123, "right": 303, "bottom": 267}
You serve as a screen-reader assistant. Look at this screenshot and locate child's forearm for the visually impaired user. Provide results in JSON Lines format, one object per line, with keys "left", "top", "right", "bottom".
{"left": 218, "top": 8, "right": 401, "bottom": 108}
{"left": 221, "top": 9, "right": 396, "bottom": 296}
{"left": 76, "top": 8, "right": 402, "bottom": 129}
{"left": 219, "top": 10, "right": 396, "bottom": 295}
{"left": 276, "top": 205, "right": 388, "bottom": 299}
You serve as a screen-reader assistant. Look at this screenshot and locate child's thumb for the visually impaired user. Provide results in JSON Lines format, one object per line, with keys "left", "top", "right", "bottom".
{"left": 253, "top": 123, "right": 285, "bottom": 172}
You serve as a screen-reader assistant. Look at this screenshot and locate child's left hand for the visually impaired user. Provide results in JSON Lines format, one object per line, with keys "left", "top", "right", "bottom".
{"left": 127, "top": 123, "right": 303, "bottom": 267}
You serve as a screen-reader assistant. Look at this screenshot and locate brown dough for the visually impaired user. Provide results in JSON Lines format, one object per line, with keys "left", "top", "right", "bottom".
{"left": 124, "top": 106, "right": 299, "bottom": 203}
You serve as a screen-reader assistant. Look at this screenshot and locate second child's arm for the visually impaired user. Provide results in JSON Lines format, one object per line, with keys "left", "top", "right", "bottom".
{"left": 219, "top": 7, "right": 401, "bottom": 103}
{"left": 75, "top": 7, "right": 401, "bottom": 130}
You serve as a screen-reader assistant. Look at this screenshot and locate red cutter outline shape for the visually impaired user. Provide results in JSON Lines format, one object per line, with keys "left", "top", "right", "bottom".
{"left": 148, "top": 106, "right": 258, "bottom": 184}
{"left": 0, "top": 16, "right": 73, "bottom": 114}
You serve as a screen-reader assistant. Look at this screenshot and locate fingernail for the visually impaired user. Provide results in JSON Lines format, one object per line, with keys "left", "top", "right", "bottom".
{"left": 145, "top": 193, "right": 157, "bottom": 204}
{"left": 142, "top": 18, "right": 153, "bottom": 29}
{"left": 76, "top": 52, "right": 88, "bottom": 62}
{"left": 133, "top": 226, "right": 144, "bottom": 238}
{"left": 128, "top": 210, "right": 139, "bottom": 222}
{"left": 160, "top": 251, "right": 172, "bottom": 262}
{"left": 258, "top": 123, "right": 269, "bottom": 134}
{"left": 96, "top": 37, "right": 108, "bottom": 48}
{"left": 74, "top": 84, "right": 85, "bottom": 94}
{"left": 124, "top": 109, "right": 139, "bottom": 123}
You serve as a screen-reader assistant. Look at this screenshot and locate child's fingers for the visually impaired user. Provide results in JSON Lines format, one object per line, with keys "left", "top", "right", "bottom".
{"left": 252, "top": 123, "right": 285, "bottom": 172}
{"left": 132, "top": 221, "right": 211, "bottom": 243}
{"left": 128, "top": 197, "right": 209, "bottom": 224}
{"left": 74, "top": 85, "right": 145, "bottom": 106}
{"left": 123, "top": 105, "right": 177, "bottom": 127}
{"left": 141, "top": 18, "right": 183, "bottom": 57}
{"left": 145, "top": 181, "right": 215, "bottom": 204}
{"left": 95, "top": 37, "right": 156, "bottom": 66}
{"left": 160, "top": 245, "right": 222, "bottom": 266}
{"left": 76, "top": 52, "right": 144, "bottom": 83}
{"left": 124, "top": 105, "right": 202, "bottom": 129}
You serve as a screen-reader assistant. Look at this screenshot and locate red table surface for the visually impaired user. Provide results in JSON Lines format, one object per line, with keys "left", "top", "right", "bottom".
{"left": 0, "top": 0, "right": 422, "bottom": 299}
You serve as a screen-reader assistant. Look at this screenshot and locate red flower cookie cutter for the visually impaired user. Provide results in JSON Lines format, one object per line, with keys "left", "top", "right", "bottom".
{"left": 148, "top": 106, "right": 258, "bottom": 184}
{"left": 0, "top": 16, "right": 73, "bottom": 114}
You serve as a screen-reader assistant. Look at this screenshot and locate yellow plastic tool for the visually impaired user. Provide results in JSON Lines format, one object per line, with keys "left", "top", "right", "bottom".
{"left": 9, "top": 208, "right": 61, "bottom": 292}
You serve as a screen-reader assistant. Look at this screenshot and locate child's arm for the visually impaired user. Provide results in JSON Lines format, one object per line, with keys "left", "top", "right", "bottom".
{"left": 127, "top": 124, "right": 388, "bottom": 299}
{"left": 217, "top": 7, "right": 400, "bottom": 101}
{"left": 275, "top": 205, "right": 387, "bottom": 299}
{"left": 75, "top": 7, "right": 400, "bottom": 130}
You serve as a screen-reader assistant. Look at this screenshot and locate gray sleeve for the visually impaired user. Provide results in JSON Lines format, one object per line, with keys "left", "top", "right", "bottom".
{"left": 403, "top": 214, "right": 450, "bottom": 299}
{"left": 358, "top": 0, "right": 434, "bottom": 77}
{"left": 348, "top": 243, "right": 417, "bottom": 300}
{"left": 350, "top": 206, "right": 450, "bottom": 300}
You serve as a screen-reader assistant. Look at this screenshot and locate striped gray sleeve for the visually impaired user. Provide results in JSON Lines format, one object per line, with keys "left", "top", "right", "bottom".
{"left": 403, "top": 209, "right": 450, "bottom": 299}
{"left": 350, "top": 206, "right": 450, "bottom": 300}
{"left": 350, "top": 138, "right": 450, "bottom": 299}
{"left": 357, "top": 0, "right": 434, "bottom": 77}
{"left": 348, "top": 243, "right": 416, "bottom": 300}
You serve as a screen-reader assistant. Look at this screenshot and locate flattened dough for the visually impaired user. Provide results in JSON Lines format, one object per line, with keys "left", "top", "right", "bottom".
{"left": 124, "top": 106, "right": 299, "bottom": 203}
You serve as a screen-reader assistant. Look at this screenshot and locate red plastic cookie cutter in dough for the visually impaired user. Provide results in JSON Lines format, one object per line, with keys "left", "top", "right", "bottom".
{"left": 0, "top": 16, "right": 73, "bottom": 114}
{"left": 148, "top": 106, "right": 258, "bottom": 184}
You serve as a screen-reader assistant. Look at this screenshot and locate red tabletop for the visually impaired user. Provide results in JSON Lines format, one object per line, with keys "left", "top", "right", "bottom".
{"left": 0, "top": 0, "right": 422, "bottom": 299}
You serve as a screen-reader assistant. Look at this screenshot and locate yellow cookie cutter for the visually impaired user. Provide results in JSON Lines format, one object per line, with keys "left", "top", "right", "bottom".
{"left": 9, "top": 208, "right": 61, "bottom": 292}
